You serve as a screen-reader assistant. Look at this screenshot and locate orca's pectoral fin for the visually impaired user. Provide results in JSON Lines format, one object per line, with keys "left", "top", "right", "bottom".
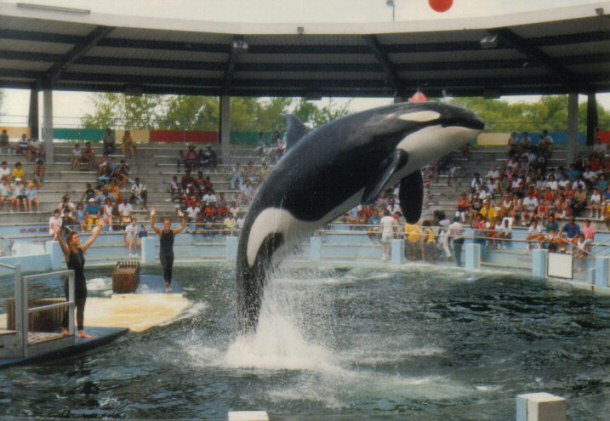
{"left": 399, "top": 170, "right": 424, "bottom": 224}
{"left": 362, "top": 149, "right": 408, "bottom": 205}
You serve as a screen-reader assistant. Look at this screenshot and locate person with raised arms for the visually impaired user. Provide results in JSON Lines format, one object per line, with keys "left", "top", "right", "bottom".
{"left": 149, "top": 208, "right": 185, "bottom": 291}
{"left": 54, "top": 219, "right": 105, "bottom": 338}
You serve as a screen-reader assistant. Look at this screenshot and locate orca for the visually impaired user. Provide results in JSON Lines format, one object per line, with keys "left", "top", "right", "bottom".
{"left": 236, "top": 101, "right": 484, "bottom": 332}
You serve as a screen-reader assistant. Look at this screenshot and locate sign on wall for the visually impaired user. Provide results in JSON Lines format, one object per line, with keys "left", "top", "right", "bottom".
{"left": 548, "top": 252, "right": 573, "bottom": 279}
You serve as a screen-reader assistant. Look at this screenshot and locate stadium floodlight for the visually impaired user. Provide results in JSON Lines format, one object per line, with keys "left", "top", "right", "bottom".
{"left": 232, "top": 37, "right": 249, "bottom": 54}
{"left": 480, "top": 34, "right": 498, "bottom": 49}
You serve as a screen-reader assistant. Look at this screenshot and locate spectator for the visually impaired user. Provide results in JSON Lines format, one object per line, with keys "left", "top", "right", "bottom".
{"left": 33, "top": 159, "right": 45, "bottom": 189}
{"left": 27, "top": 136, "right": 42, "bottom": 162}
{"left": 241, "top": 179, "right": 254, "bottom": 203}
{"left": 422, "top": 220, "right": 436, "bottom": 263}
{"left": 521, "top": 191, "right": 539, "bottom": 226}
{"left": 588, "top": 188, "right": 602, "bottom": 219}
{"left": 572, "top": 186, "right": 587, "bottom": 216}
{"left": 541, "top": 214, "right": 557, "bottom": 233}
{"left": 118, "top": 199, "right": 133, "bottom": 227}
{"left": 169, "top": 175, "right": 180, "bottom": 202}
{"left": 97, "top": 153, "right": 109, "bottom": 177}
{"left": 75, "top": 202, "right": 86, "bottom": 231}
{"left": 101, "top": 198, "right": 114, "bottom": 231}
{"left": 130, "top": 177, "right": 148, "bottom": 209}
{"left": 559, "top": 216, "right": 581, "bottom": 240}
{"left": 121, "top": 130, "right": 135, "bottom": 158}
{"left": 0, "top": 162, "right": 9, "bottom": 179}
{"left": 448, "top": 217, "right": 465, "bottom": 267}
{"left": 48, "top": 209, "right": 62, "bottom": 240}
{"left": 84, "top": 198, "right": 101, "bottom": 231}
{"left": 200, "top": 145, "right": 218, "bottom": 170}
{"left": 61, "top": 208, "right": 75, "bottom": 232}
{"left": 230, "top": 163, "right": 244, "bottom": 190}
{"left": 0, "top": 177, "right": 13, "bottom": 210}
{"left": 184, "top": 200, "right": 200, "bottom": 233}
{"left": 526, "top": 219, "right": 543, "bottom": 249}
{"left": 124, "top": 217, "right": 139, "bottom": 256}
{"left": 81, "top": 142, "right": 95, "bottom": 170}
{"left": 114, "top": 159, "right": 130, "bottom": 187}
{"left": 495, "top": 217, "right": 513, "bottom": 249}
{"left": 16, "top": 134, "right": 29, "bottom": 158}
{"left": 12, "top": 162, "right": 25, "bottom": 182}
{"left": 10, "top": 178, "right": 27, "bottom": 212}
{"left": 572, "top": 232, "right": 589, "bottom": 272}
{"left": 138, "top": 223, "right": 148, "bottom": 240}
{"left": 224, "top": 212, "right": 238, "bottom": 236}
{"left": 403, "top": 222, "right": 421, "bottom": 260}
{"left": 582, "top": 219, "right": 595, "bottom": 244}
{"left": 182, "top": 145, "right": 198, "bottom": 171}
{"left": 57, "top": 194, "right": 75, "bottom": 217}
{"left": 26, "top": 182, "right": 39, "bottom": 212}
{"left": 0, "top": 129, "right": 9, "bottom": 154}
{"left": 102, "top": 128, "right": 116, "bottom": 155}
{"left": 447, "top": 162, "right": 459, "bottom": 186}
{"left": 379, "top": 210, "right": 397, "bottom": 261}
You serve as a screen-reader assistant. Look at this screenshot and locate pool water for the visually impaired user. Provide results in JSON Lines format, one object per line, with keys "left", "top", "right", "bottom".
{"left": 0, "top": 263, "right": 609, "bottom": 420}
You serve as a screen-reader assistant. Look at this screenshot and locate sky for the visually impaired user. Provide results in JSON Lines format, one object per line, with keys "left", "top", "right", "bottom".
{"left": 0, "top": 0, "right": 608, "bottom": 126}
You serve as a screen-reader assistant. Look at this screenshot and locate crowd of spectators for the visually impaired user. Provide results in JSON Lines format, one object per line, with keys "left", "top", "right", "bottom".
{"left": 445, "top": 130, "right": 609, "bottom": 267}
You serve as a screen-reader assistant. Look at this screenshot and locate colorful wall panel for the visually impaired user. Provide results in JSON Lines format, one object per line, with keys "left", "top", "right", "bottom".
{"left": 0, "top": 126, "right": 29, "bottom": 139}
{"left": 53, "top": 128, "right": 106, "bottom": 142}
{"left": 115, "top": 129, "right": 150, "bottom": 143}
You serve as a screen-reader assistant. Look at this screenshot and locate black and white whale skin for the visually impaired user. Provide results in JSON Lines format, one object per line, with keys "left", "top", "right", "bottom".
{"left": 236, "top": 101, "right": 484, "bottom": 332}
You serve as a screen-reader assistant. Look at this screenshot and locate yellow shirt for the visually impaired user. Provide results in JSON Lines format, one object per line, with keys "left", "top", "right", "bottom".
{"left": 12, "top": 167, "right": 24, "bottom": 179}
{"left": 424, "top": 227, "right": 436, "bottom": 243}
{"left": 480, "top": 206, "right": 496, "bottom": 222}
{"left": 404, "top": 224, "right": 420, "bottom": 243}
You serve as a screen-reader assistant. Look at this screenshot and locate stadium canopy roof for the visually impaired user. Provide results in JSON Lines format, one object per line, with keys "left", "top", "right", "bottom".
{"left": 0, "top": 1, "right": 609, "bottom": 99}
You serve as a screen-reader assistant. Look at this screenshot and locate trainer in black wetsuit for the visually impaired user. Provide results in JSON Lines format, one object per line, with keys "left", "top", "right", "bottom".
{"left": 63, "top": 247, "right": 87, "bottom": 331}
{"left": 55, "top": 220, "right": 104, "bottom": 338}
{"left": 150, "top": 208, "right": 185, "bottom": 291}
{"left": 160, "top": 230, "right": 174, "bottom": 287}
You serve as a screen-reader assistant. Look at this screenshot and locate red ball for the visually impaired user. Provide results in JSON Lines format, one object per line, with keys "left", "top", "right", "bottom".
{"left": 429, "top": 0, "right": 453, "bottom": 13}
{"left": 410, "top": 90, "right": 428, "bottom": 103}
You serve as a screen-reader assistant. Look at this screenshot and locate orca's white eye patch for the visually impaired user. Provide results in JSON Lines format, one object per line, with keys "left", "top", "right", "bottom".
{"left": 399, "top": 111, "right": 440, "bottom": 122}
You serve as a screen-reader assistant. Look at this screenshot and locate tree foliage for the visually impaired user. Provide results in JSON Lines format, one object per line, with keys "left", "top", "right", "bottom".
{"left": 449, "top": 95, "right": 610, "bottom": 132}
{"left": 80, "top": 94, "right": 351, "bottom": 131}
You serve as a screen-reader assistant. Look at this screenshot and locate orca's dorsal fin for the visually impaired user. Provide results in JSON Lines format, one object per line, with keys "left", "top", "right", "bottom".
{"left": 399, "top": 170, "right": 423, "bottom": 224}
{"left": 285, "top": 114, "right": 310, "bottom": 150}
{"left": 362, "top": 149, "right": 408, "bottom": 205}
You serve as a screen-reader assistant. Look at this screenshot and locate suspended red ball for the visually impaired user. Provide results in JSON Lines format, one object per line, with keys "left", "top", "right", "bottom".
{"left": 410, "top": 90, "right": 428, "bottom": 103}
{"left": 429, "top": 0, "right": 453, "bottom": 13}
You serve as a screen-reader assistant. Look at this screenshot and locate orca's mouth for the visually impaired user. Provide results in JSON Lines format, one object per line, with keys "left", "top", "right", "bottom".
{"left": 441, "top": 117, "right": 485, "bottom": 131}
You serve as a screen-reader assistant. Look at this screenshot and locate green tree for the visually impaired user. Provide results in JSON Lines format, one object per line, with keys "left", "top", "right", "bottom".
{"left": 81, "top": 93, "right": 164, "bottom": 129}
{"left": 292, "top": 98, "right": 351, "bottom": 127}
{"left": 160, "top": 96, "right": 219, "bottom": 130}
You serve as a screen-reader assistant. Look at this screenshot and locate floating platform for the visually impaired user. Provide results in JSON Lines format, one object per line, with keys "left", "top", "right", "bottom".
{"left": 0, "top": 326, "right": 128, "bottom": 369}
{"left": 0, "top": 273, "right": 192, "bottom": 369}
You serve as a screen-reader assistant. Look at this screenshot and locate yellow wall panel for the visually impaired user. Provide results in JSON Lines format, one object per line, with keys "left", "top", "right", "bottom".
{"left": 115, "top": 129, "right": 150, "bottom": 143}
{"left": 477, "top": 133, "right": 510, "bottom": 146}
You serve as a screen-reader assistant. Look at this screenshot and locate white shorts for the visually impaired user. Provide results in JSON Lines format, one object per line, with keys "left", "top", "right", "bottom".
{"left": 381, "top": 233, "right": 393, "bottom": 245}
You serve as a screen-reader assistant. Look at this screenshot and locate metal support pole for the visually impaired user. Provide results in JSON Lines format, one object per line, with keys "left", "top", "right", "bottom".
{"left": 68, "top": 270, "right": 75, "bottom": 335}
{"left": 14, "top": 263, "right": 25, "bottom": 357}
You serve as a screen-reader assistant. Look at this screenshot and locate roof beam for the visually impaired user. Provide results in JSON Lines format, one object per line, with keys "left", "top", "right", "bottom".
{"left": 363, "top": 35, "right": 400, "bottom": 91}
{"left": 222, "top": 37, "right": 241, "bottom": 94}
{"left": 492, "top": 28, "right": 592, "bottom": 91}
{"left": 47, "top": 26, "right": 115, "bottom": 84}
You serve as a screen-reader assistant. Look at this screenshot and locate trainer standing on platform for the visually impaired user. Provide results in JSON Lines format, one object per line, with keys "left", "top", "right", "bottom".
{"left": 150, "top": 208, "right": 185, "bottom": 291}
{"left": 55, "top": 219, "right": 105, "bottom": 338}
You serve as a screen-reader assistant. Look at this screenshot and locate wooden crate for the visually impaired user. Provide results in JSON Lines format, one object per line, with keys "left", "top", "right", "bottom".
{"left": 6, "top": 298, "right": 66, "bottom": 332}
{"left": 112, "top": 261, "right": 140, "bottom": 293}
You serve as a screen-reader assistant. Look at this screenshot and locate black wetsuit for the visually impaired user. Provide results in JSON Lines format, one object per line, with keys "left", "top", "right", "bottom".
{"left": 63, "top": 247, "right": 87, "bottom": 331}
{"left": 160, "top": 230, "right": 174, "bottom": 285}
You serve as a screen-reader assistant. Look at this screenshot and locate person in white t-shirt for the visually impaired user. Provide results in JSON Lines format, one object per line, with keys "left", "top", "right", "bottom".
{"left": 123, "top": 217, "right": 139, "bottom": 255}
{"left": 379, "top": 210, "right": 397, "bottom": 261}
{"left": 118, "top": 200, "right": 133, "bottom": 226}
{"left": 49, "top": 209, "right": 63, "bottom": 240}
{"left": 588, "top": 188, "right": 602, "bottom": 219}
{"left": 521, "top": 192, "right": 539, "bottom": 226}
{"left": 185, "top": 202, "right": 201, "bottom": 233}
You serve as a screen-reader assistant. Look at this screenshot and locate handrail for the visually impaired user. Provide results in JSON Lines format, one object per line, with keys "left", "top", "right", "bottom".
{"left": 0, "top": 262, "right": 16, "bottom": 270}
